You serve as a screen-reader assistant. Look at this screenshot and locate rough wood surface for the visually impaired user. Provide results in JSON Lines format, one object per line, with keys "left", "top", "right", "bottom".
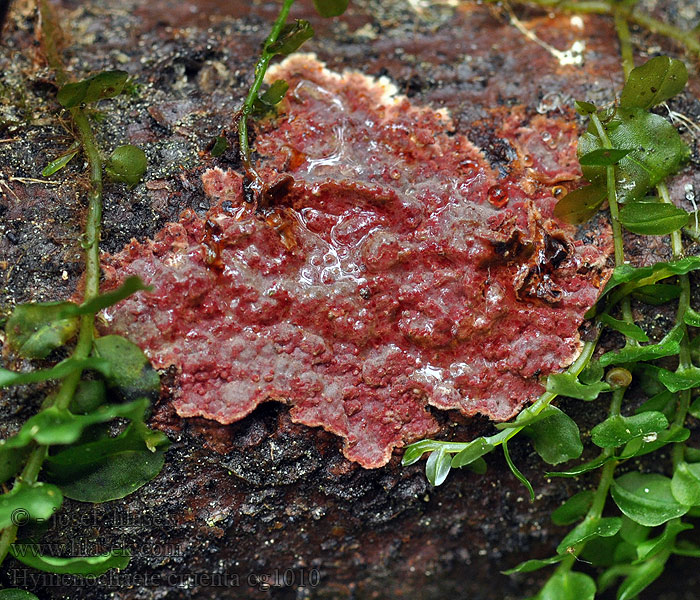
{"left": 1, "top": 1, "right": 699, "bottom": 598}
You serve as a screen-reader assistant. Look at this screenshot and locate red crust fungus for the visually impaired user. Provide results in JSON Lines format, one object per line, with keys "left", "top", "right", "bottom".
{"left": 101, "top": 55, "right": 610, "bottom": 468}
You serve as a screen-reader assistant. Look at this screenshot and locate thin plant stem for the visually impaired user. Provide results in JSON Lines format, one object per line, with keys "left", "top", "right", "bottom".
{"left": 658, "top": 182, "right": 692, "bottom": 468}
{"left": 424, "top": 336, "right": 600, "bottom": 456}
{"left": 487, "top": 0, "right": 700, "bottom": 57}
{"left": 556, "top": 92, "right": 632, "bottom": 579}
{"left": 630, "top": 10, "right": 700, "bottom": 57}
{"left": 614, "top": 7, "right": 635, "bottom": 78}
{"left": 590, "top": 112, "right": 636, "bottom": 327}
{"left": 238, "top": 0, "right": 295, "bottom": 200}
{"left": 0, "top": 0, "right": 106, "bottom": 568}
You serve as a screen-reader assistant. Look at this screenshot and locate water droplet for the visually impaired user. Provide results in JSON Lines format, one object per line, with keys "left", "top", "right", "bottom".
{"left": 461, "top": 158, "right": 478, "bottom": 172}
{"left": 487, "top": 185, "right": 509, "bottom": 208}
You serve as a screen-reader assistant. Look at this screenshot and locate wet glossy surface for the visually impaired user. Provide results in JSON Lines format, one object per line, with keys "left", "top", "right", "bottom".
{"left": 102, "top": 56, "right": 609, "bottom": 467}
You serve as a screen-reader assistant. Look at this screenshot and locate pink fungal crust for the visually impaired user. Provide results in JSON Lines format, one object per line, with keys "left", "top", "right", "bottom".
{"left": 101, "top": 55, "right": 610, "bottom": 468}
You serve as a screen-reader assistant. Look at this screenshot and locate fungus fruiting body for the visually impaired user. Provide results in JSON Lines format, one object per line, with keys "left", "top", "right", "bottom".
{"left": 102, "top": 56, "right": 609, "bottom": 468}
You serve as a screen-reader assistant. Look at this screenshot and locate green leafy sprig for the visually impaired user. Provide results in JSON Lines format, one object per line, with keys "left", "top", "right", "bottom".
{"left": 403, "top": 49, "right": 700, "bottom": 600}
{"left": 236, "top": 0, "right": 348, "bottom": 202}
{"left": 0, "top": 2, "right": 165, "bottom": 596}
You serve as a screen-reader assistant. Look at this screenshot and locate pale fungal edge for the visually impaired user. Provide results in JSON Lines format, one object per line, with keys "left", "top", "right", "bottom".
{"left": 265, "top": 52, "right": 452, "bottom": 122}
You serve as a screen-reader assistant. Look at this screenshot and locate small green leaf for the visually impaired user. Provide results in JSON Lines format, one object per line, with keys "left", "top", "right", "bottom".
{"left": 451, "top": 438, "right": 494, "bottom": 468}
{"left": 690, "top": 397, "right": 700, "bottom": 419}
{"left": 579, "top": 361, "right": 604, "bottom": 384}
{"left": 0, "top": 357, "right": 109, "bottom": 389}
{"left": 57, "top": 70, "right": 129, "bottom": 108}
{"left": 468, "top": 456, "right": 487, "bottom": 474}
{"left": 619, "top": 202, "right": 689, "bottom": 235}
{"left": 551, "top": 490, "right": 594, "bottom": 526}
{"left": 56, "top": 81, "right": 89, "bottom": 108}
{"left": 502, "top": 555, "right": 564, "bottom": 575}
{"left": 0, "top": 482, "right": 63, "bottom": 529}
{"left": 580, "top": 535, "right": 625, "bottom": 568}
{"left": 684, "top": 307, "right": 700, "bottom": 327}
{"left": 92, "top": 335, "right": 160, "bottom": 400}
{"left": 545, "top": 372, "right": 609, "bottom": 401}
{"left": 45, "top": 424, "right": 169, "bottom": 502}
{"left": 579, "top": 148, "right": 633, "bottom": 166}
{"left": 80, "top": 277, "right": 149, "bottom": 315}
{"left": 425, "top": 447, "right": 451, "bottom": 486}
{"left": 401, "top": 440, "right": 439, "bottom": 466}
{"left": 661, "top": 367, "right": 700, "bottom": 392}
{"left": 574, "top": 100, "right": 597, "bottom": 115}
{"left": 636, "top": 520, "right": 692, "bottom": 561}
{"left": 611, "top": 472, "right": 689, "bottom": 526}
{"left": 5, "top": 279, "right": 148, "bottom": 360}
{"left": 617, "top": 556, "right": 666, "bottom": 600}
{"left": 546, "top": 454, "right": 611, "bottom": 478}
{"left": 620, "top": 516, "right": 651, "bottom": 545}
{"left": 6, "top": 302, "right": 79, "bottom": 359}
{"left": 83, "top": 70, "right": 129, "bottom": 103}
{"left": 0, "top": 400, "right": 148, "bottom": 449}
{"left": 672, "top": 462, "right": 700, "bottom": 506}
{"left": 524, "top": 406, "right": 582, "bottom": 465}
{"left": 579, "top": 107, "right": 685, "bottom": 203}
{"left": 503, "top": 441, "right": 533, "bottom": 501}
{"left": 600, "top": 256, "right": 700, "bottom": 299}
{"left": 553, "top": 185, "right": 606, "bottom": 224}
{"left": 598, "top": 325, "right": 684, "bottom": 366}
{"left": 267, "top": 20, "right": 314, "bottom": 56}
{"left": 646, "top": 365, "right": 700, "bottom": 393}
{"left": 252, "top": 79, "right": 290, "bottom": 117}
{"left": 632, "top": 284, "right": 682, "bottom": 305}
{"left": 41, "top": 144, "right": 79, "bottom": 177}
{"left": 619, "top": 56, "right": 688, "bottom": 110}
{"left": 210, "top": 135, "right": 229, "bottom": 157}
{"left": 591, "top": 412, "right": 668, "bottom": 448}
{"left": 538, "top": 570, "right": 596, "bottom": 600}
{"left": 10, "top": 546, "right": 130, "bottom": 576}
{"left": 599, "top": 313, "right": 649, "bottom": 342}
{"left": 620, "top": 425, "right": 690, "bottom": 459}
{"left": 556, "top": 517, "right": 622, "bottom": 555}
{"left": 69, "top": 379, "right": 107, "bottom": 415}
{"left": 0, "top": 590, "right": 40, "bottom": 600}
{"left": 105, "top": 145, "right": 147, "bottom": 186}
{"left": 691, "top": 336, "right": 700, "bottom": 366}
{"left": 313, "top": 0, "right": 348, "bottom": 17}
{"left": 687, "top": 447, "right": 700, "bottom": 464}
{"left": 0, "top": 444, "right": 31, "bottom": 485}
{"left": 497, "top": 405, "right": 553, "bottom": 429}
